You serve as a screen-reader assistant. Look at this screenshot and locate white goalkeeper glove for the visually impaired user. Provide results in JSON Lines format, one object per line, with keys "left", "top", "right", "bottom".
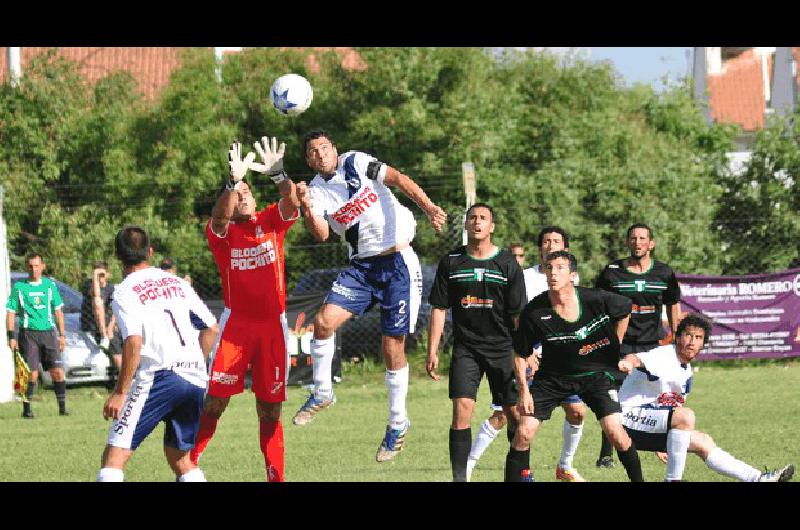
{"left": 251, "top": 136, "right": 287, "bottom": 184}
{"left": 227, "top": 141, "right": 256, "bottom": 190}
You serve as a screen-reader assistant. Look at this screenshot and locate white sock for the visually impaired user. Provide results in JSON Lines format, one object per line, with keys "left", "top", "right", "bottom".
{"left": 96, "top": 467, "right": 124, "bottom": 482}
{"left": 385, "top": 364, "right": 409, "bottom": 429}
{"left": 311, "top": 337, "right": 335, "bottom": 399}
{"left": 665, "top": 429, "right": 692, "bottom": 481}
{"left": 178, "top": 468, "right": 207, "bottom": 482}
{"left": 469, "top": 420, "right": 500, "bottom": 462}
{"left": 704, "top": 447, "right": 761, "bottom": 482}
{"left": 559, "top": 420, "right": 584, "bottom": 470}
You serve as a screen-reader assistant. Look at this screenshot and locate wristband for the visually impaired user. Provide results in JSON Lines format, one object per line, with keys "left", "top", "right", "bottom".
{"left": 225, "top": 179, "right": 242, "bottom": 191}
{"left": 268, "top": 170, "right": 287, "bottom": 184}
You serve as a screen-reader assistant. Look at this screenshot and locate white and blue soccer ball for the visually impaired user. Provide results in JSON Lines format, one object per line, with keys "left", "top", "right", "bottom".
{"left": 270, "top": 73, "right": 313, "bottom": 116}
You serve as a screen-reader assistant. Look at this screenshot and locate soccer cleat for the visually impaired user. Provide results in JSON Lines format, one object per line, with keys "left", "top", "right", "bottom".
{"left": 556, "top": 466, "right": 587, "bottom": 482}
{"left": 596, "top": 456, "right": 615, "bottom": 468}
{"left": 59, "top": 409, "right": 70, "bottom": 416}
{"left": 376, "top": 421, "right": 410, "bottom": 462}
{"left": 21, "top": 410, "right": 35, "bottom": 419}
{"left": 292, "top": 393, "right": 335, "bottom": 426}
{"left": 758, "top": 464, "right": 794, "bottom": 482}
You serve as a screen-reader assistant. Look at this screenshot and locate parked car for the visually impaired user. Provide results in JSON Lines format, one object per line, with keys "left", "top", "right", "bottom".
{"left": 10, "top": 272, "right": 111, "bottom": 387}
{"left": 291, "top": 264, "right": 453, "bottom": 360}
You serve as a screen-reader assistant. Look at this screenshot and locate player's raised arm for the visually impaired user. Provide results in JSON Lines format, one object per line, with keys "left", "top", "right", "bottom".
{"left": 211, "top": 142, "right": 255, "bottom": 236}
{"left": 251, "top": 136, "right": 300, "bottom": 221}
{"left": 382, "top": 166, "right": 447, "bottom": 233}
{"left": 296, "top": 181, "right": 330, "bottom": 242}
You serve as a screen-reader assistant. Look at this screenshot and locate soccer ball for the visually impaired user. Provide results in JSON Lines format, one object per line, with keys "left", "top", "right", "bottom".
{"left": 270, "top": 73, "right": 313, "bottom": 116}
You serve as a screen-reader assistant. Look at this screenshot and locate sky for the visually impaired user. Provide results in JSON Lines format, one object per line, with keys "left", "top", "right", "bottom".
{"left": 536, "top": 47, "right": 693, "bottom": 92}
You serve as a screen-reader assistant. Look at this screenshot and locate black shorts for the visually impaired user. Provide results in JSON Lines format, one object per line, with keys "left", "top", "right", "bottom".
{"left": 18, "top": 329, "right": 62, "bottom": 371}
{"left": 530, "top": 372, "right": 621, "bottom": 422}
{"left": 448, "top": 343, "right": 517, "bottom": 406}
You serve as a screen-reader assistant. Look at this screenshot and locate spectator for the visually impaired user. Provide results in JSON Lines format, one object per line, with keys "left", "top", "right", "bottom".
{"left": 159, "top": 257, "right": 192, "bottom": 285}
{"left": 80, "top": 261, "right": 122, "bottom": 372}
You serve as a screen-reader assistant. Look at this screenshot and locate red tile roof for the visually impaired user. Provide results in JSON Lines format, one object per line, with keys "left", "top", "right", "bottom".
{"left": 1, "top": 47, "right": 367, "bottom": 101}
{"left": 707, "top": 48, "right": 766, "bottom": 131}
{"left": 0, "top": 47, "right": 183, "bottom": 100}
{"left": 707, "top": 47, "right": 800, "bottom": 132}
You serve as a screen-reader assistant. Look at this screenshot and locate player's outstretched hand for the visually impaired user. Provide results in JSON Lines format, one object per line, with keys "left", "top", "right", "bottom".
{"left": 426, "top": 352, "right": 441, "bottom": 381}
{"left": 427, "top": 203, "right": 447, "bottom": 234}
{"left": 228, "top": 141, "right": 256, "bottom": 183}
{"left": 251, "top": 136, "right": 286, "bottom": 183}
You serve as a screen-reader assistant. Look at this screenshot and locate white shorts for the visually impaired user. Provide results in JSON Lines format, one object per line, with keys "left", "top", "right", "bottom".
{"left": 621, "top": 405, "right": 674, "bottom": 452}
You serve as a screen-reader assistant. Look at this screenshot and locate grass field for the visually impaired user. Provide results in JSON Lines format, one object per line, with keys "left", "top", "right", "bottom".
{"left": 1, "top": 358, "right": 798, "bottom": 482}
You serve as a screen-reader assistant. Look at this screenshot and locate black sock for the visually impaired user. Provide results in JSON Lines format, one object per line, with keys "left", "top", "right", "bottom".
{"left": 449, "top": 428, "right": 472, "bottom": 482}
{"left": 54, "top": 381, "right": 67, "bottom": 412}
{"left": 616, "top": 445, "right": 644, "bottom": 482}
{"left": 504, "top": 447, "right": 530, "bottom": 482}
{"left": 25, "top": 381, "right": 37, "bottom": 413}
{"left": 599, "top": 431, "right": 614, "bottom": 460}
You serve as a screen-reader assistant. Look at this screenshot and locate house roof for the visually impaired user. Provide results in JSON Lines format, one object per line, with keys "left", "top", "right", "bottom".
{"left": 707, "top": 47, "right": 800, "bottom": 132}
{"left": 1, "top": 47, "right": 367, "bottom": 101}
{"left": 0, "top": 47, "right": 183, "bottom": 100}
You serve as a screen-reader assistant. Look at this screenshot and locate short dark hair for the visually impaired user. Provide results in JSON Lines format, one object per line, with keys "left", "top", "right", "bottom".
{"left": 159, "top": 257, "right": 175, "bottom": 271}
{"left": 626, "top": 223, "right": 653, "bottom": 240}
{"left": 92, "top": 260, "right": 108, "bottom": 270}
{"left": 25, "top": 253, "right": 43, "bottom": 264}
{"left": 508, "top": 242, "right": 524, "bottom": 250}
{"left": 537, "top": 226, "right": 569, "bottom": 249}
{"left": 115, "top": 225, "right": 150, "bottom": 267}
{"left": 467, "top": 202, "right": 495, "bottom": 222}
{"left": 676, "top": 312, "right": 713, "bottom": 348}
{"left": 544, "top": 250, "right": 578, "bottom": 272}
{"left": 303, "top": 129, "right": 335, "bottom": 154}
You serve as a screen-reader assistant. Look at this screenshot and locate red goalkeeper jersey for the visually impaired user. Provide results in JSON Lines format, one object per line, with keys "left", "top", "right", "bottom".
{"left": 207, "top": 203, "right": 296, "bottom": 321}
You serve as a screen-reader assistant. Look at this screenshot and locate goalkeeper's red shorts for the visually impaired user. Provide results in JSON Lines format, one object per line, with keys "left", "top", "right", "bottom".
{"left": 207, "top": 310, "right": 289, "bottom": 403}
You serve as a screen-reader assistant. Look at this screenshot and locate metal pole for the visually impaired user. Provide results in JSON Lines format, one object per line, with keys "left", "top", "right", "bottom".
{"left": 692, "top": 47, "right": 712, "bottom": 125}
{"left": 7, "top": 47, "right": 21, "bottom": 87}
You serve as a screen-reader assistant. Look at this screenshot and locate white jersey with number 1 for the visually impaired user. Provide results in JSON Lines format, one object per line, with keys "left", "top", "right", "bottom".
{"left": 308, "top": 150, "right": 417, "bottom": 260}
{"left": 112, "top": 267, "right": 217, "bottom": 388}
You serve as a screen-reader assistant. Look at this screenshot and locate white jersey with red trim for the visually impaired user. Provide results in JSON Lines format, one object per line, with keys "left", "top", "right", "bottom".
{"left": 111, "top": 267, "right": 217, "bottom": 388}
{"left": 308, "top": 150, "right": 416, "bottom": 259}
{"left": 618, "top": 344, "right": 693, "bottom": 410}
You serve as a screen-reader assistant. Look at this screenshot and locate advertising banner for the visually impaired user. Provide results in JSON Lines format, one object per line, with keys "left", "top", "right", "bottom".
{"left": 677, "top": 268, "right": 800, "bottom": 360}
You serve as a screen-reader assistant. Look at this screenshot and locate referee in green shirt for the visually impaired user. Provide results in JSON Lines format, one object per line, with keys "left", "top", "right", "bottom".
{"left": 6, "top": 254, "right": 69, "bottom": 418}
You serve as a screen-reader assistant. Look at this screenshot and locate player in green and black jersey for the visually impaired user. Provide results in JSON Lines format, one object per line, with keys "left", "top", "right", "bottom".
{"left": 594, "top": 223, "right": 681, "bottom": 468}
{"left": 5, "top": 254, "right": 69, "bottom": 418}
{"left": 505, "top": 250, "right": 645, "bottom": 482}
{"left": 427, "top": 203, "right": 526, "bottom": 482}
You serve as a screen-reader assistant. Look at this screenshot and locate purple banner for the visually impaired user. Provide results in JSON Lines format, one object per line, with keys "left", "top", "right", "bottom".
{"left": 677, "top": 268, "right": 800, "bottom": 360}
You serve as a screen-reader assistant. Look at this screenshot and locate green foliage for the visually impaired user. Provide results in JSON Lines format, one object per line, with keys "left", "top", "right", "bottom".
{"left": 716, "top": 112, "right": 800, "bottom": 274}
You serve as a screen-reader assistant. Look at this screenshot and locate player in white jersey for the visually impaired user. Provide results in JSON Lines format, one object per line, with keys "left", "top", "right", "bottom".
{"left": 618, "top": 312, "right": 794, "bottom": 482}
{"left": 96, "top": 225, "right": 219, "bottom": 482}
{"left": 293, "top": 130, "right": 447, "bottom": 462}
{"left": 467, "top": 227, "right": 588, "bottom": 481}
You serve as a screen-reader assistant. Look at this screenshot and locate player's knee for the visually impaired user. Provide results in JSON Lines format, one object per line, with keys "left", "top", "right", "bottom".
{"left": 203, "top": 396, "right": 228, "bottom": 418}
{"left": 564, "top": 403, "right": 585, "bottom": 424}
{"left": 489, "top": 410, "right": 507, "bottom": 430}
{"left": 672, "top": 407, "right": 696, "bottom": 430}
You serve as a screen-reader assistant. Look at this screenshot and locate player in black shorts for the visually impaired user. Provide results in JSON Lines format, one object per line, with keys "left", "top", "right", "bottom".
{"left": 505, "top": 250, "right": 644, "bottom": 482}
{"left": 427, "top": 203, "right": 526, "bottom": 482}
{"left": 594, "top": 223, "right": 681, "bottom": 468}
